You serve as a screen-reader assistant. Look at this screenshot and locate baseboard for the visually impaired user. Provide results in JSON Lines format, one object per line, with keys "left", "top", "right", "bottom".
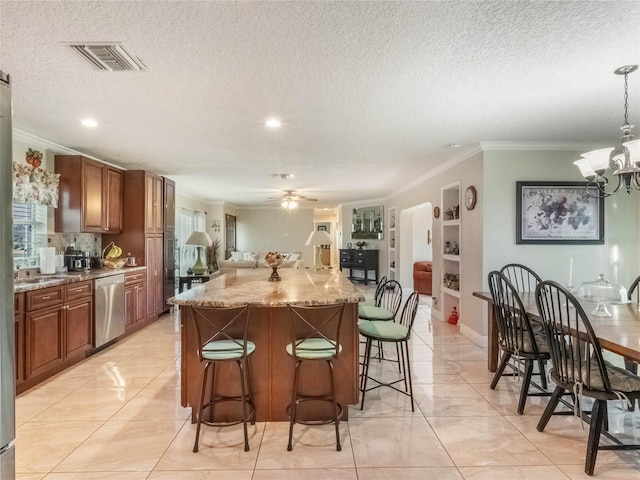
{"left": 459, "top": 322, "right": 488, "bottom": 348}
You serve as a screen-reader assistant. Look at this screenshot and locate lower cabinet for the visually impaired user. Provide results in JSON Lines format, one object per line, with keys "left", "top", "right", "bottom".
{"left": 27, "top": 305, "right": 65, "bottom": 378}
{"left": 125, "top": 271, "right": 147, "bottom": 332}
{"left": 20, "top": 280, "right": 93, "bottom": 393}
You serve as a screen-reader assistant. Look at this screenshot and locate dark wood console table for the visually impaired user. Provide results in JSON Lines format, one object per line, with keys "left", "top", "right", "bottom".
{"left": 339, "top": 249, "right": 379, "bottom": 285}
{"left": 179, "top": 275, "right": 210, "bottom": 293}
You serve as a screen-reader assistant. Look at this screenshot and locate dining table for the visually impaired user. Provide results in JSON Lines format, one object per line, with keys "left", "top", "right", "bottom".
{"left": 473, "top": 291, "right": 640, "bottom": 372}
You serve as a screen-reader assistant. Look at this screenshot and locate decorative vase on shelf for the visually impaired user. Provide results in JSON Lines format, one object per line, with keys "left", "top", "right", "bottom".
{"left": 264, "top": 252, "right": 285, "bottom": 282}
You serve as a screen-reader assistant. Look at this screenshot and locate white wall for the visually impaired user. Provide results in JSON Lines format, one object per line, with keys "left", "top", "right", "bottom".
{"left": 482, "top": 149, "right": 639, "bottom": 290}
{"left": 398, "top": 202, "right": 433, "bottom": 287}
{"left": 235, "top": 207, "right": 315, "bottom": 261}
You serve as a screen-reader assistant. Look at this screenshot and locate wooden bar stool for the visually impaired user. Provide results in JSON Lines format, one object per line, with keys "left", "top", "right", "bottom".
{"left": 191, "top": 304, "right": 256, "bottom": 452}
{"left": 286, "top": 303, "right": 346, "bottom": 451}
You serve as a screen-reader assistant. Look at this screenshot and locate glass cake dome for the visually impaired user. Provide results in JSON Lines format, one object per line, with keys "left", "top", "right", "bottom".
{"left": 576, "top": 274, "right": 628, "bottom": 317}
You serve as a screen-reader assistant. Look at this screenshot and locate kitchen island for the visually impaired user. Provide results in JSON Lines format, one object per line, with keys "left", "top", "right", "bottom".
{"left": 170, "top": 268, "right": 364, "bottom": 422}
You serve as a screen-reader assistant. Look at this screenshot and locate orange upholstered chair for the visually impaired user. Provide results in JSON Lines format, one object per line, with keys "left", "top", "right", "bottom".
{"left": 413, "top": 261, "right": 432, "bottom": 296}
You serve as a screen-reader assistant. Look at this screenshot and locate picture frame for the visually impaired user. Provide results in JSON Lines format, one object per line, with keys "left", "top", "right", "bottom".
{"left": 516, "top": 181, "right": 604, "bottom": 245}
{"left": 317, "top": 225, "right": 327, "bottom": 232}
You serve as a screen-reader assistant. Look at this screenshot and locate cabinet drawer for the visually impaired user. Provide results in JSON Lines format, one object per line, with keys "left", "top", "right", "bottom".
{"left": 65, "top": 280, "right": 93, "bottom": 301}
{"left": 26, "top": 286, "right": 64, "bottom": 311}
{"left": 14, "top": 293, "right": 25, "bottom": 315}
{"left": 125, "top": 271, "right": 146, "bottom": 285}
{"left": 356, "top": 251, "right": 365, "bottom": 258}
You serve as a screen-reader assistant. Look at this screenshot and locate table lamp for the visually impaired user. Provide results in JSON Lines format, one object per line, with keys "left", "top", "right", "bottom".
{"left": 305, "top": 230, "right": 333, "bottom": 270}
{"left": 185, "top": 231, "right": 212, "bottom": 275}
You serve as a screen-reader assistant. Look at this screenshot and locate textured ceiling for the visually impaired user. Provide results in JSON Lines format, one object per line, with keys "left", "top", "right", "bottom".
{"left": 1, "top": 1, "right": 639, "bottom": 207}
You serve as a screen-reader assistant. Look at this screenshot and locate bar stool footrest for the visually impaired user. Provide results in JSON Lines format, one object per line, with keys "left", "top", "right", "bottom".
{"left": 199, "top": 397, "right": 256, "bottom": 428}
{"left": 286, "top": 397, "right": 343, "bottom": 425}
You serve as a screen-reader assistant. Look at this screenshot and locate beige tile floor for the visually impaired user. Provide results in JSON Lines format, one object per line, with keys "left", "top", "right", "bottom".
{"left": 15, "top": 289, "right": 640, "bottom": 479}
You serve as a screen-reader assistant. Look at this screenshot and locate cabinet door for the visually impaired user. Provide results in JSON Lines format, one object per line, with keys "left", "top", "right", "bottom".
{"left": 104, "top": 167, "right": 123, "bottom": 233}
{"left": 163, "top": 178, "right": 176, "bottom": 232}
{"left": 65, "top": 298, "right": 93, "bottom": 359}
{"left": 144, "top": 173, "right": 164, "bottom": 233}
{"left": 153, "top": 175, "right": 164, "bottom": 232}
{"left": 124, "top": 285, "right": 136, "bottom": 330}
{"left": 135, "top": 283, "right": 147, "bottom": 323}
{"left": 154, "top": 234, "right": 165, "bottom": 314}
{"left": 164, "top": 235, "right": 176, "bottom": 310}
{"left": 145, "top": 235, "right": 164, "bottom": 317}
{"left": 82, "top": 159, "right": 105, "bottom": 233}
{"left": 27, "top": 306, "right": 64, "bottom": 378}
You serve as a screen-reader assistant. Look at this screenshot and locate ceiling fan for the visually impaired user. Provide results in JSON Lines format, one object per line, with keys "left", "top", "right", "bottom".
{"left": 266, "top": 190, "right": 318, "bottom": 209}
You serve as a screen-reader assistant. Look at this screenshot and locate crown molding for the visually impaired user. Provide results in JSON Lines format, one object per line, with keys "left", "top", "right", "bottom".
{"left": 479, "top": 141, "right": 605, "bottom": 151}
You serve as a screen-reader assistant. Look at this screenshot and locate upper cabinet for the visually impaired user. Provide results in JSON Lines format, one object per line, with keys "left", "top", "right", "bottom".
{"left": 55, "top": 155, "right": 123, "bottom": 234}
{"left": 163, "top": 177, "right": 175, "bottom": 233}
{"left": 145, "top": 172, "right": 164, "bottom": 233}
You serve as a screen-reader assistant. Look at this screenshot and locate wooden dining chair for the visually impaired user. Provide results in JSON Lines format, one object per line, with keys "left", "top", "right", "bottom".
{"left": 535, "top": 280, "right": 640, "bottom": 476}
{"left": 626, "top": 276, "right": 640, "bottom": 375}
{"left": 500, "top": 263, "right": 542, "bottom": 292}
{"left": 487, "top": 271, "right": 550, "bottom": 414}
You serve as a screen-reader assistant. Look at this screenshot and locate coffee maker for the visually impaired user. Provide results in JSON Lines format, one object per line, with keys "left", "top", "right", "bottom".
{"left": 64, "top": 247, "right": 91, "bottom": 271}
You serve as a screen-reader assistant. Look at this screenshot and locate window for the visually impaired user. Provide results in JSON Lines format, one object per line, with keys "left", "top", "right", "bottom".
{"left": 13, "top": 203, "right": 47, "bottom": 268}
{"left": 177, "top": 208, "right": 206, "bottom": 275}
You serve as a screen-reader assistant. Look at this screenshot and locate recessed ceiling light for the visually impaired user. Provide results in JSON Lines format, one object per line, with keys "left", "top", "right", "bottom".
{"left": 447, "top": 142, "right": 461, "bottom": 148}
{"left": 265, "top": 118, "right": 281, "bottom": 128}
{"left": 81, "top": 119, "right": 98, "bottom": 128}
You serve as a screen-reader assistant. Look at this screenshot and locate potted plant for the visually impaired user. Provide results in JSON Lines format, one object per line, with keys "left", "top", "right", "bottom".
{"left": 207, "top": 238, "right": 220, "bottom": 272}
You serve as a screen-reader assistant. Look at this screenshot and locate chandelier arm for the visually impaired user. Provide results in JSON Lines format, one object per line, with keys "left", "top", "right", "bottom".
{"left": 585, "top": 175, "right": 622, "bottom": 198}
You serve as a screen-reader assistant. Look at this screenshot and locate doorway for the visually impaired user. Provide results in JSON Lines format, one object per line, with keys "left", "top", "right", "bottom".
{"left": 399, "top": 202, "right": 433, "bottom": 288}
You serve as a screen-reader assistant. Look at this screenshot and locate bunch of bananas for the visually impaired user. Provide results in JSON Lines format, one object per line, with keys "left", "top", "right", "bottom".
{"left": 105, "top": 243, "right": 122, "bottom": 259}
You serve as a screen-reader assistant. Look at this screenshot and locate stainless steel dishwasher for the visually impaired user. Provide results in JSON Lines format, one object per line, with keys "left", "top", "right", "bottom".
{"left": 94, "top": 273, "right": 126, "bottom": 348}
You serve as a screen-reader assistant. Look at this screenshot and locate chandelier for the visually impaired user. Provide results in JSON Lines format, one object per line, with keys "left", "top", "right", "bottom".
{"left": 574, "top": 65, "right": 640, "bottom": 198}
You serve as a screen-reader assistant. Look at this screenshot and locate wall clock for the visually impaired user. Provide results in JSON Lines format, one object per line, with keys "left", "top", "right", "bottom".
{"left": 433, "top": 206, "right": 440, "bottom": 218}
{"left": 465, "top": 186, "right": 477, "bottom": 210}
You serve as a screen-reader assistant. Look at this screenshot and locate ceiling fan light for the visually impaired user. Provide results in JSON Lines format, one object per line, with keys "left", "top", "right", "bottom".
{"left": 281, "top": 199, "right": 297, "bottom": 209}
{"left": 581, "top": 147, "right": 615, "bottom": 173}
{"left": 573, "top": 158, "right": 596, "bottom": 178}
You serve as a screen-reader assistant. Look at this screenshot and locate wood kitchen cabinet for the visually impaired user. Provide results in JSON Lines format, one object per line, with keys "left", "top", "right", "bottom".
{"left": 54, "top": 155, "right": 123, "bottom": 234}
{"left": 145, "top": 172, "right": 164, "bottom": 233}
{"left": 110, "top": 170, "right": 172, "bottom": 321}
{"left": 21, "top": 281, "right": 93, "bottom": 393}
{"left": 14, "top": 293, "right": 25, "bottom": 386}
{"left": 163, "top": 177, "right": 176, "bottom": 232}
{"left": 124, "top": 270, "right": 147, "bottom": 332}
{"left": 146, "top": 234, "right": 165, "bottom": 317}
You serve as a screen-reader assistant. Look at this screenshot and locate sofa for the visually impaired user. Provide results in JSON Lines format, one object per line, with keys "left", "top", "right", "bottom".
{"left": 413, "top": 261, "right": 433, "bottom": 296}
{"left": 218, "top": 251, "right": 304, "bottom": 269}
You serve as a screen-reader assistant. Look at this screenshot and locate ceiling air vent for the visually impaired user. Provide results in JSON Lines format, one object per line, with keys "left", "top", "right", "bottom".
{"left": 68, "top": 43, "right": 147, "bottom": 71}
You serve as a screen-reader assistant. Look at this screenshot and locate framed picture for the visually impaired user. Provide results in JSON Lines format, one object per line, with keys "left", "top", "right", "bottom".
{"left": 516, "top": 181, "right": 604, "bottom": 245}
{"left": 317, "top": 225, "right": 327, "bottom": 232}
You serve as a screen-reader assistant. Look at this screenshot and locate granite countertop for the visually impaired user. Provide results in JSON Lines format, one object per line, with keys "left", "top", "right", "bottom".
{"left": 169, "top": 268, "right": 365, "bottom": 307}
{"left": 13, "top": 266, "right": 147, "bottom": 293}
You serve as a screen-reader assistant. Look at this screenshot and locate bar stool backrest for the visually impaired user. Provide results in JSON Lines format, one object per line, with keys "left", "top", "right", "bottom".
{"left": 288, "top": 303, "right": 346, "bottom": 361}
{"left": 373, "top": 276, "right": 388, "bottom": 306}
{"left": 398, "top": 291, "right": 420, "bottom": 339}
{"left": 191, "top": 304, "right": 251, "bottom": 361}
{"left": 378, "top": 280, "right": 402, "bottom": 318}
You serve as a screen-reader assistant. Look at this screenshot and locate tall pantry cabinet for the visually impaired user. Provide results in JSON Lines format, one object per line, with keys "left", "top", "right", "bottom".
{"left": 109, "top": 171, "right": 174, "bottom": 327}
